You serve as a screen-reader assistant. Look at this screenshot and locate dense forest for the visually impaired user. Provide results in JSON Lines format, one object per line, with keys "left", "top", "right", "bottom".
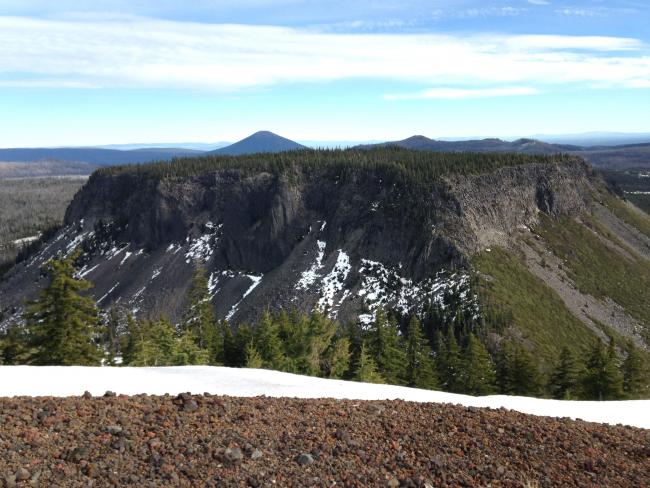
{"left": 0, "top": 177, "right": 86, "bottom": 277}
{"left": 2, "top": 253, "right": 648, "bottom": 401}
{"left": 98, "top": 147, "right": 579, "bottom": 183}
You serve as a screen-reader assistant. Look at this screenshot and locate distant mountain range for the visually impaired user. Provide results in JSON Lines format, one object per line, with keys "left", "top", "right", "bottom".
{"left": 0, "top": 130, "right": 648, "bottom": 175}
{"left": 354, "top": 135, "right": 581, "bottom": 154}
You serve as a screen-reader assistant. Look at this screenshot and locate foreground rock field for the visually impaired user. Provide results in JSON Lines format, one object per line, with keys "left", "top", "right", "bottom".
{"left": 1, "top": 394, "right": 648, "bottom": 487}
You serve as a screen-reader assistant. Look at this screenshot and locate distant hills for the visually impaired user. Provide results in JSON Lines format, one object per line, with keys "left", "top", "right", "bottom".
{"left": 0, "top": 130, "right": 648, "bottom": 174}
{"left": 354, "top": 135, "right": 580, "bottom": 154}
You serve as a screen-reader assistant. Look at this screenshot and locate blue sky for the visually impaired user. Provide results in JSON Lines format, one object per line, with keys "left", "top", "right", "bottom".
{"left": 0, "top": 0, "right": 648, "bottom": 146}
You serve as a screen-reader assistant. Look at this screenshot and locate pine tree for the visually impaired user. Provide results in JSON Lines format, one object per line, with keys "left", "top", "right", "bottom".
{"left": 580, "top": 337, "right": 624, "bottom": 400}
{"left": 459, "top": 333, "right": 496, "bottom": 396}
{"left": 549, "top": 346, "right": 580, "bottom": 399}
{"left": 354, "top": 342, "right": 385, "bottom": 384}
{"left": 24, "top": 252, "right": 102, "bottom": 365}
{"left": 368, "top": 309, "right": 406, "bottom": 384}
{"left": 621, "top": 344, "right": 648, "bottom": 399}
{"left": 405, "top": 316, "right": 438, "bottom": 389}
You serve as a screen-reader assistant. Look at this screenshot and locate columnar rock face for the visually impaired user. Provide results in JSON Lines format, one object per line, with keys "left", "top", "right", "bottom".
{"left": 0, "top": 157, "right": 600, "bottom": 326}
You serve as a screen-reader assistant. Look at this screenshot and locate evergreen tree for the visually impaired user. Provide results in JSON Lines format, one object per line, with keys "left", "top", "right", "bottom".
{"left": 129, "top": 318, "right": 177, "bottom": 366}
{"left": 245, "top": 341, "right": 264, "bottom": 368}
{"left": 174, "top": 329, "right": 210, "bottom": 365}
{"left": 354, "top": 342, "right": 385, "bottom": 384}
{"left": 459, "top": 333, "right": 496, "bottom": 396}
{"left": 0, "top": 325, "right": 32, "bottom": 365}
{"left": 580, "top": 337, "right": 624, "bottom": 400}
{"left": 222, "top": 321, "right": 238, "bottom": 367}
{"left": 24, "top": 252, "right": 102, "bottom": 365}
{"left": 496, "top": 341, "right": 542, "bottom": 397}
{"left": 621, "top": 344, "right": 648, "bottom": 398}
{"left": 253, "top": 310, "right": 286, "bottom": 369}
{"left": 405, "top": 316, "right": 438, "bottom": 389}
{"left": 437, "top": 327, "right": 461, "bottom": 392}
{"left": 324, "top": 337, "right": 351, "bottom": 379}
{"left": 184, "top": 262, "right": 216, "bottom": 350}
{"left": 549, "top": 346, "right": 580, "bottom": 399}
{"left": 368, "top": 309, "right": 406, "bottom": 384}
{"left": 306, "top": 311, "right": 338, "bottom": 376}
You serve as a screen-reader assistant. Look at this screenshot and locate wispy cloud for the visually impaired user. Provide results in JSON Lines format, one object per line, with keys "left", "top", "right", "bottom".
{"left": 527, "top": 0, "right": 549, "bottom": 5}
{"left": 0, "top": 15, "right": 648, "bottom": 94}
{"left": 384, "top": 87, "right": 540, "bottom": 100}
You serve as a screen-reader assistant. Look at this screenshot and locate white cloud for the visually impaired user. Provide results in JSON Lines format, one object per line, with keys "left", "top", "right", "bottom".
{"left": 527, "top": 0, "right": 549, "bottom": 5}
{"left": 384, "top": 86, "right": 540, "bottom": 100}
{"left": 0, "top": 16, "right": 648, "bottom": 93}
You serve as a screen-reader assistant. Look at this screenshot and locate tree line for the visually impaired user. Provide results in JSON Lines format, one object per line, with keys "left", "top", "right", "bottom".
{"left": 1, "top": 252, "right": 648, "bottom": 400}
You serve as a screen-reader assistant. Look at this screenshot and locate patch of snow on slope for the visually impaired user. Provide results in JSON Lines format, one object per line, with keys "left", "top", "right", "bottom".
{"left": 226, "top": 274, "right": 264, "bottom": 320}
{"left": 119, "top": 251, "right": 132, "bottom": 266}
{"left": 208, "top": 272, "right": 219, "bottom": 295}
{"left": 296, "top": 240, "right": 326, "bottom": 290}
{"left": 97, "top": 282, "right": 120, "bottom": 304}
{"left": 358, "top": 259, "right": 477, "bottom": 316}
{"left": 151, "top": 268, "right": 162, "bottom": 280}
{"left": 0, "top": 366, "right": 648, "bottom": 429}
{"left": 65, "top": 230, "right": 94, "bottom": 256}
{"left": 317, "top": 250, "right": 351, "bottom": 312}
{"left": 185, "top": 223, "right": 222, "bottom": 264}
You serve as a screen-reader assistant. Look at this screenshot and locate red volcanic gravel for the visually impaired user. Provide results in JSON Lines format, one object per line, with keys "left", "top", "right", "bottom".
{"left": 0, "top": 394, "right": 648, "bottom": 487}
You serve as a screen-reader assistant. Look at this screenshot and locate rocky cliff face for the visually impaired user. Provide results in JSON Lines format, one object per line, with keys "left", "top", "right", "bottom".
{"left": 0, "top": 157, "right": 601, "bottom": 326}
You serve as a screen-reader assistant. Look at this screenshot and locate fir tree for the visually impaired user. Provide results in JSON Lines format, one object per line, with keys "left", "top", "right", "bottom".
{"left": 184, "top": 262, "right": 216, "bottom": 351}
{"left": 405, "top": 316, "right": 438, "bottom": 389}
{"left": 549, "top": 346, "right": 580, "bottom": 399}
{"left": 253, "top": 310, "right": 285, "bottom": 369}
{"left": 580, "top": 337, "right": 624, "bottom": 400}
{"left": 354, "top": 342, "right": 385, "bottom": 384}
{"left": 24, "top": 252, "right": 102, "bottom": 365}
{"left": 0, "top": 325, "right": 32, "bottom": 365}
{"left": 324, "top": 337, "right": 351, "bottom": 379}
{"left": 245, "top": 341, "right": 264, "bottom": 368}
{"left": 621, "top": 344, "right": 648, "bottom": 398}
{"left": 437, "top": 327, "right": 461, "bottom": 392}
{"left": 368, "top": 309, "right": 406, "bottom": 385}
{"left": 459, "top": 333, "right": 496, "bottom": 396}
{"left": 306, "top": 311, "right": 338, "bottom": 376}
{"left": 496, "top": 341, "right": 542, "bottom": 397}
{"left": 174, "top": 329, "right": 210, "bottom": 365}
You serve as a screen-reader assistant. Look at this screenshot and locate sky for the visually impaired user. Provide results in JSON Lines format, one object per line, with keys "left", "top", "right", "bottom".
{"left": 0, "top": 0, "right": 649, "bottom": 147}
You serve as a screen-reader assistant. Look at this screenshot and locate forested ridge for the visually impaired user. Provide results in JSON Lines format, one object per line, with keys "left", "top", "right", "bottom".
{"left": 97, "top": 147, "right": 578, "bottom": 183}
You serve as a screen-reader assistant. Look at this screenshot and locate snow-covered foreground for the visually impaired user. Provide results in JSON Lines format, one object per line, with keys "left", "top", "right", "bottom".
{"left": 1, "top": 366, "right": 648, "bottom": 429}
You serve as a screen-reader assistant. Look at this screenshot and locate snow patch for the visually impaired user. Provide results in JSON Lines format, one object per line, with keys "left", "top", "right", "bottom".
{"left": 97, "top": 282, "right": 120, "bottom": 304}
{"left": 317, "top": 250, "right": 351, "bottom": 313}
{"left": 357, "top": 259, "right": 477, "bottom": 317}
{"left": 185, "top": 223, "right": 222, "bottom": 263}
{"left": 0, "top": 366, "right": 647, "bottom": 429}
{"left": 296, "top": 240, "right": 326, "bottom": 290}
{"left": 226, "top": 274, "right": 264, "bottom": 321}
